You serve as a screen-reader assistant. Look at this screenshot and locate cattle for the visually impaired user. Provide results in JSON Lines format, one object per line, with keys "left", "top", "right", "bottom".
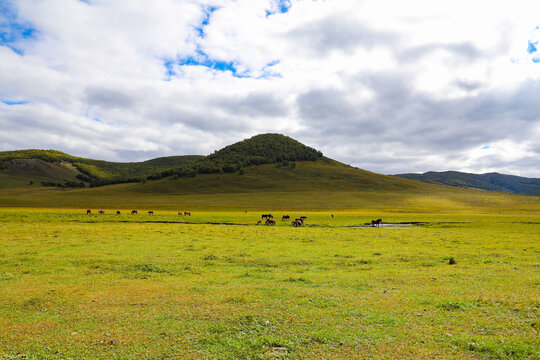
{"left": 131, "top": 210, "right": 137, "bottom": 215}
{"left": 265, "top": 217, "right": 276, "bottom": 225}
{"left": 86, "top": 209, "right": 92, "bottom": 215}
{"left": 184, "top": 211, "right": 191, "bottom": 216}
{"left": 282, "top": 215, "right": 290, "bottom": 221}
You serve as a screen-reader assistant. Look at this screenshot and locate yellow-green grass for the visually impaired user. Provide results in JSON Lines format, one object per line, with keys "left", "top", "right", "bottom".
{"left": 1, "top": 161, "right": 539, "bottom": 214}
{"left": 0, "top": 208, "right": 538, "bottom": 359}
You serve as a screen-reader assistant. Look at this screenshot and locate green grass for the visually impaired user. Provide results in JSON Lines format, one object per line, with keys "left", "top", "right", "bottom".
{"left": 0, "top": 208, "right": 538, "bottom": 359}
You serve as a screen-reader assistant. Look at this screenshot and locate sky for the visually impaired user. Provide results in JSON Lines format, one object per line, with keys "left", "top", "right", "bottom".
{"left": 1, "top": 0, "right": 540, "bottom": 177}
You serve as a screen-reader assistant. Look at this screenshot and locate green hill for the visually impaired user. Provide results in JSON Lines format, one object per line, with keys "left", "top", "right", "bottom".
{"left": 0, "top": 149, "right": 203, "bottom": 188}
{"left": 1, "top": 134, "right": 539, "bottom": 211}
{"left": 394, "top": 171, "right": 540, "bottom": 196}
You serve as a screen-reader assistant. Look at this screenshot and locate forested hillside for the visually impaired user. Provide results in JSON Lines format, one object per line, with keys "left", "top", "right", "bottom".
{"left": 148, "top": 134, "right": 324, "bottom": 180}
{"left": 0, "top": 150, "right": 202, "bottom": 187}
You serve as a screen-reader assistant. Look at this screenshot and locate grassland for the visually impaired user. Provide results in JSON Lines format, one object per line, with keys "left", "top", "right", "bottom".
{"left": 0, "top": 207, "right": 538, "bottom": 359}
{"left": 1, "top": 156, "right": 539, "bottom": 359}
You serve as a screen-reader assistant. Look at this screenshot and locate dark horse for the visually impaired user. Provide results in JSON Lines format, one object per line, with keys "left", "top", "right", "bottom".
{"left": 148, "top": 211, "right": 154, "bottom": 215}
{"left": 131, "top": 210, "right": 137, "bottom": 215}
{"left": 86, "top": 209, "right": 92, "bottom": 215}
{"left": 371, "top": 219, "right": 382, "bottom": 227}
{"left": 265, "top": 217, "right": 276, "bottom": 225}
{"left": 282, "top": 215, "right": 290, "bottom": 221}
{"left": 184, "top": 211, "right": 191, "bottom": 216}
{"left": 262, "top": 213, "right": 273, "bottom": 219}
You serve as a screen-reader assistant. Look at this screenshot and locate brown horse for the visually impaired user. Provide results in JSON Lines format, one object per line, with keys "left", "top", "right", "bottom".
{"left": 295, "top": 218, "right": 304, "bottom": 224}
{"left": 282, "top": 215, "right": 290, "bottom": 221}
{"left": 256, "top": 220, "right": 262, "bottom": 225}
{"left": 371, "top": 219, "right": 382, "bottom": 227}
{"left": 131, "top": 210, "right": 137, "bottom": 215}
{"left": 98, "top": 209, "right": 105, "bottom": 215}
{"left": 184, "top": 211, "right": 191, "bottom": 216}
{"left": 265, "top": 218, "right": 276, "bottom": 225}
{"left": 86, "top": 209, "right": 92, "bottom": 215}
{"left": 291, "top": 219, "right": 302, "bottom": 227}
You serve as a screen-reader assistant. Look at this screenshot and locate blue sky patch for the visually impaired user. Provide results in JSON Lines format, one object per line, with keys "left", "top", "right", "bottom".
{"left": 527, "top": 40, "right": 538, "bottom": 54}
{"left": 2, "top": 100, "right": 28, "bottom": 105}
{"left": 0, "top": 1, "right": 38, "bottom": 55}
{"left": 266, "top": 0, "right": 291, "bottom": 17}
{"left": 481, "top": 145, "right": 490, "bottom": 150}
{"left": 195, "top": 6, "right": 219, "bottom": 38}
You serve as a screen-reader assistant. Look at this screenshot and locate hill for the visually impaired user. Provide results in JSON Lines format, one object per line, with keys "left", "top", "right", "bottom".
{"left": 1, "top": 134, "right": 539, "bottom": 211}
{"left": 0, "top": 149, "right": 203, "bottom": 188}
{"left": 394, "top": 171, "right": 540, "bottom": 196}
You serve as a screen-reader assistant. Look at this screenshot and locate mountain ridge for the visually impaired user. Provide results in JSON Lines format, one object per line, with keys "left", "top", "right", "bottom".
{"left": 394, "top": 170, "right": 540, "bottom": 196}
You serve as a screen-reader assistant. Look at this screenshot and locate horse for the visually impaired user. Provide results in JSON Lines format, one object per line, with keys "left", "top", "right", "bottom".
{"left": 291, "top": 219, "right": 302, "bottom": 227}
{"left": 178, "top": 211, "right": 183, "bottom": 216}
{"left": 148, "top": 211, "right": 153, "bottom": 215}
{"left": 256, "top": 220, "right": 262, "bottom": 225}
{"left": 300, "top": 216, "right": 307, "bottom": 220}
{"left": 98, "top": 209, "right": 105, "bottom": 215}
{"left": 184, "top": 211, "right": 191, "bottom": 216}
{"left": 282, "top": 215, "right": 290, "bottom": 221}
{"left": 86, "top": 209, "right": 92, "bottom": 215}
{"left": 294, "top": 218, "right": 304, "bottom": 224}
{"left": 116, "top": 211, "right": 121, "bottom": 215}
{"left": 261, "top": 214, "right": 271, "bottom": 219}
{"left": 371, "top": 219, "right": 382, "bottom": 227}
{"left": 265, "top": 218, "right": 276, "bottom": 225}
{"left": 131, "top": 210, "right": 137, "bottom": 215}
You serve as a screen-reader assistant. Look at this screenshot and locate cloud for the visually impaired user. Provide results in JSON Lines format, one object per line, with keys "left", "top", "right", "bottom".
{"left": 0, "top": 0, "right": 539, "bottom": 177}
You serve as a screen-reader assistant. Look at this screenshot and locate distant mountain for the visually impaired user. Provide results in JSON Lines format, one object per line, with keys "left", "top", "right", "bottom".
{"left": 394, "top": 171, "right": 540, "bottom": 196}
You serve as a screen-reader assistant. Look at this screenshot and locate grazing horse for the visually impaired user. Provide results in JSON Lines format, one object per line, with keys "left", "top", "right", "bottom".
{"left": 265, "top": 217, "right": 276, "bottom": 225}
{"left": 131, "top": 210, "right": 137, "bottom": 215}
{"left": 148, "top": 211, "right": 153, "bottom": 215}
{"left": 291, "top": 219, "right": 302, "bottom": 227}
{"left": 294, "top": 218, "right": 304, "bottom": 225}
{"left": 256, "top": 220, "right": 262, "bottom": 225}
{"left": 116, "top": 211, "right": 121, "bottom": 215}
{"left": 98, "top": 209, "right": 105, "bottom": 215}
{"left": 184, "top": 211, "right": 191, "bottom": 216}
{"left": 282, "top": 215, "right": 290, "bottom": 221}
{"left": 178, "top": 211, "right": 183, "bottom": 216}
{"left": 86, "top": 209, "right": 92, "bottom": 215}
{"left": 300, "top": 216, "right": 307, "bottom": 220}
{"left": 371, "top": 219, "right": 382, "bottom": 227}
{"left": 261, "top": 214, "right": 272, "bottom": 219}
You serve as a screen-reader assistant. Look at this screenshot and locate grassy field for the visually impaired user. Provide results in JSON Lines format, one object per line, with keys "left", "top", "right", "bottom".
{"left": 0, "top": 207, "right": 538, "bottom": 359}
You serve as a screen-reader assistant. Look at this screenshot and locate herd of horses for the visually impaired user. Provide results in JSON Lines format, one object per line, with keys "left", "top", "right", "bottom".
{"left": 84, "top": 209, "right": 383, "bottom": 228}
{"left": 86, "top": 209, "right": 191, "bottom": 216}
{"left": 257, "top": 214, "right": 308, "bottom": 227}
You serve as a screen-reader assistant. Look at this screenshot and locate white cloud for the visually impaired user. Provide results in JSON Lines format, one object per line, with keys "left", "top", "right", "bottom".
{"left": 0, "top": 0, "right": 539, "bottom": 177}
